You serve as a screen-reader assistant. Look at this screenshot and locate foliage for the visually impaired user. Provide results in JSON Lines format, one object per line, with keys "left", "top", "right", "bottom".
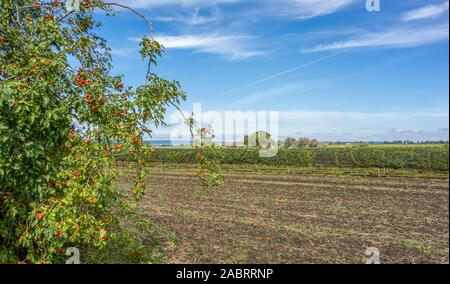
{"left": 82, "top": 205, "right": 176, "bottom": 264}
{"left": 282, "top": 137, "right": 325, "bottom": 148}
{"left": 142, "top": 145, "right": 449, "bottom": 171}
{"left": 283, "top": 137, "right": 296, "bottom": 148}
{"left": 194, "top": 127, "right": 224, "bottom": 188}
{"left": 243, "top": 130, "right": 277, "bottom": 149}
{"left": 0, "top": 0, "right": 185, "bottom": 263}
{"left": 247, "top": 131, "right": 274, "bottom": 148}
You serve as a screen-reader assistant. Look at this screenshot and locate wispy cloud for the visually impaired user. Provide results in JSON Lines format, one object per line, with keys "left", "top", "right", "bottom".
{"left": 302, "top": 24, "right": 449, "bottom": 53}
{"left": 117, "top": 0, "right": 359, "bottom": 59}
{"left": 296, "top": 128, "right": 450, "bottom": 142}
{"left": 276, "top": 110, "right": 449, "bottom": 140}
{"left": 222, "top": 52, "right": 343, "bottom": 95}
{"left": 262, "top": 0, "right": 357, "bottom": 19}
{"left": 154, "top": 8, "right": 224, "bottom": 25}
{"left": 117, "top": 0, "right": 239, "bottom": 8}
{"left": 279, "top": 110, "right": 449, "bottom": 121}
{"left": 155, "top": 14, "right": 220, "bottom": 25}
{"left": 401, "top": 1, "right": 449, "bottom": 22}
{"left": 117, "top": 0, "right": 357, "bottom": 20}
{"left": 155, "top": 109, "right": 449, "bottom": 141}
{"left": 110, "top": 47, "right": 138, "bottom": 58}
{"left": 129, "top": 34, "right": 265, "bottom": 59}
{"left": 227, "top": 82, "right": 314, "bottom": 108}
{"left": 195, "top": 65, "right": 224, "bottom": 80}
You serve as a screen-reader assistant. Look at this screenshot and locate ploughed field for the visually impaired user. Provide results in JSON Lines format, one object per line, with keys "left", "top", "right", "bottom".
{"left": 128, "top": 168, "right": 449, "bottom": 264}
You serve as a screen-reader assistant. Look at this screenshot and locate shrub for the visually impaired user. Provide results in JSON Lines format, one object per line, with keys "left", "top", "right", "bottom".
{"left": 0, "top": 0, "right": 185, "bottom": 263}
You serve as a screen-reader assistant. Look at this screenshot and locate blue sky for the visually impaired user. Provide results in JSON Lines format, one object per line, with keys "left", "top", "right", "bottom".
{"left": 95, "top": 0, "right": 449, "bottom": 141}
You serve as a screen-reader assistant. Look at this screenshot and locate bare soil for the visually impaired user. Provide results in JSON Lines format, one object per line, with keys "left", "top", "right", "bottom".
{"left": 126, "top": 169, "right": 449, "bottom": 264}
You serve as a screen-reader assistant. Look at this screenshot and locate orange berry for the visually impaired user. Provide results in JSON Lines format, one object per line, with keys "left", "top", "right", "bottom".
{"left": 84, "top": 93, "right": 93, "bottom": 101}
{"left": 45, "top": 14, "right": 54, "bottom": 21}
{"left": 113, "top": 144, "right": 124, "bottom": 150}
{"left": 82, "top": 0, "right": 91, "bottom": 8}
{"left": 36, "top": 213, "right": 45, "bottom": 220}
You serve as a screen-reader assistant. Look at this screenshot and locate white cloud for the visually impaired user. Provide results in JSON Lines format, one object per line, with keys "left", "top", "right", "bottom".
{"left": 155, "top": 13, "right": 221, "bottom": 25}
{"left": 275, "top": 110, "right": 449, "bottom": 140}
{"left": 279, "top": 110, "right": 449, "bottom": 121}
{"left": 129, "top": 34, "right": 266, "bottom": 59}
{"left": 116, "top": 0, "right": 357, "bottom": 19}
{"left": 110, "top": 47, "right": 137, "bottom": 58}
{"left": 117, "top": 0, "right": 239, "bottom": 8}
{"left": 298, "top": 128, "right": 449, "bottom": 142}
{"left": 401, "top": 1, "right": 449, "bottom": 22}
{"left": 268, "top": 0, "right": 357, "bottom": 19}
{"left": 302, "top": 24, "right": 449, "bottom": 53}
{"left": 152, "top": 109, "right": 449, "bottom": 141}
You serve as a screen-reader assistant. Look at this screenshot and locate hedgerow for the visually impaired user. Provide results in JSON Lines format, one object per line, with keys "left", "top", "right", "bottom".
{"left": 141, "top": 145, "right": 449, "bottom": 170}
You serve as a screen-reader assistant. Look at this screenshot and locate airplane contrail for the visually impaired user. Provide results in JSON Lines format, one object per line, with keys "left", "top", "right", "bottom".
{"left": 222, "top": 51, "right": 345, "bottom": 96}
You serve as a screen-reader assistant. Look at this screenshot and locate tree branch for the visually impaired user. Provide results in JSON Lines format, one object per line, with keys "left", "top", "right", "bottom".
{"left": 102, "top": 2, "right": 154, "bottom": 35}
{"left": 102, "top": 2, "right": 155, "bottom": 83}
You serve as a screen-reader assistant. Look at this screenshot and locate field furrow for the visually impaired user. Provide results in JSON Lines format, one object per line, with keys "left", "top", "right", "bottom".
{"left": 126, "top": 170, "right": 449, "bottom": 264}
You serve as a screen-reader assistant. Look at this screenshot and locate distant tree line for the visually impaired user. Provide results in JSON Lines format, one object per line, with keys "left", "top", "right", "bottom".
{"left": 381, "top": 140, "right": 449, "bottom": 145}
{"left": 328, "top": 140, "right": 449, "bottom": 145}
{"left": 237, "top": 132, "right": 449, "bottom": 149}
{"left": 281, "top": 137, "right": 328, "bottom": 148}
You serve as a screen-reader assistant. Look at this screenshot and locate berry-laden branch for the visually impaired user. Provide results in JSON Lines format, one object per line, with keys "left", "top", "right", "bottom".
{"left": 0, "top": 0, "right": 184, "bottom": 264}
